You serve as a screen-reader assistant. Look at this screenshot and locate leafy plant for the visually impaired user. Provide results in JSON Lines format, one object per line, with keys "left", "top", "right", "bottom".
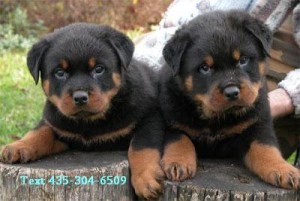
{"left": 0, "top": 6, "right": 46, "bottom": 53}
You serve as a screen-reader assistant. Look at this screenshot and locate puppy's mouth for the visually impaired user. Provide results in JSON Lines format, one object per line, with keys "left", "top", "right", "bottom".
{"left": 221, "top": 103, "right": 253, "bottom": 116}
{"left": 71, "top": 111, "right": 101, "bottom": 119}
{"left": 224, "top": 105, "right": 245, "bottom": 112}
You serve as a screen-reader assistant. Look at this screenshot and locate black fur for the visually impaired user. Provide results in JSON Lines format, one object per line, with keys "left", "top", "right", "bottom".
{"left": 27, "top": 23, "right": 164, "bottom": 153}
{"left": 160, "top": 10, "right": 277, "bottom": 159}
{"left": 2, "top": 23, "right": 165, "bottom": 199}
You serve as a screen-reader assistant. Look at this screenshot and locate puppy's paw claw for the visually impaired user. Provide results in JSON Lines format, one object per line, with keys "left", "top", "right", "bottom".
{"left": 132, "top": 165, "right": 164, "bottom": 200}
{"left": 161, "top": 157, "right": 197, "bottom": 181}
{"left": 1, "top": 142, "right": 35, "bottom": 164}
{"left": 267, "top": 164, "right": 300, "bottom": 189}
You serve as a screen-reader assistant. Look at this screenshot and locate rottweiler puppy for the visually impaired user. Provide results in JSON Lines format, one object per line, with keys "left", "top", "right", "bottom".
{"left": 1, "top": 23, "right": 164, "bottom": 199}
{"left": 159, "top": 10, "right": 300, "bottom": 189}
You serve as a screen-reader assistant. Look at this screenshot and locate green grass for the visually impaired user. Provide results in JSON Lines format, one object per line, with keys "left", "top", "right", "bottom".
{"left": 0, "top": 50, "right": 45, "bottom": 146}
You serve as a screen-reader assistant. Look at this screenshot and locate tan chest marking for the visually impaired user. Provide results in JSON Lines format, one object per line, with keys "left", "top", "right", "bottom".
{"left": 45, "top": 120, "right": 135, "bottom": 145}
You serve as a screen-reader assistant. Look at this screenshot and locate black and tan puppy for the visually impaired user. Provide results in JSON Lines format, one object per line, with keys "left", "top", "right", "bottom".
{"left": 1, "top": 23, "right": 164, "bottom": 199}
{"left": 159, "top": 10, "right": 300, "bottom": 189}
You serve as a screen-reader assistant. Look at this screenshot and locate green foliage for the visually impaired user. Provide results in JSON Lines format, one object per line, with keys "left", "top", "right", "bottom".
{"left": 0, "top": 6, "right": 46, "bottom": 53}
{"left": 0, "top": 50, "right": 45, "bottom": 146}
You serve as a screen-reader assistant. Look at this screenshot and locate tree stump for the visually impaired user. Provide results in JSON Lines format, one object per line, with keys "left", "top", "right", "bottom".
{"left": 0, "top": 152, "right": 298, "bottom": 201}
{"left": 0, "top": 151, "right": 135, "bottom": 201}
{"left": 161, "top": 159, "right": 299, "bottom": 201}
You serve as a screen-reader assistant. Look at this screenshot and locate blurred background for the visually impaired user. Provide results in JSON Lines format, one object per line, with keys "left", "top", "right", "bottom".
{"left": 0, "top": 0, "right": 171, "bottom": 145}
{"left": 0, "top": 0, "right": 172, "bottom": 52}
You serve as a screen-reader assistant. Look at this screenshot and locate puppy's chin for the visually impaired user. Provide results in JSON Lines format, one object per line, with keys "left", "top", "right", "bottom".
{"left": 69, "top": 110, "right": 107, "bottom": 121}
{"left": 199, "top": 101, "right": 253, "bottom": 119}
{"left": 59, "top": 108, "right": 108, "bottom": 121}
{"left": 222, "top": 104, "right": 252, "bottom": 116}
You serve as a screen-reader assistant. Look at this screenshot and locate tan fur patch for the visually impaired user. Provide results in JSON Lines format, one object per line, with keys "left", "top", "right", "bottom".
{"left": 161, "top": 135, "right": 197, "bottom": 181}
{"left": 184, "top": 75, "right": 193, "bottom": 91}
{"left": 244, "top": 140, "right": 300, "bottom": 189}
{"left": 193, "top": 80, "right": 261, "bottom": 118}
{"left": 239, "top": 80, "right": 261, "bottom": 105}
{"left": 233, "top": 49, "right": 240, "bottom": 61}
{"left": 204, "top": 55, "right": 214, "bottom": 66}
{"left": 48, "top": 84, "right": 121, "bottom": 120}
{"left": 88, "top": 57, "right": 96, "bottom": 69}
{"left": 128, "top": 147, "right": 164, "bottom": 199}
{"left": 174, "top": 119, "right": 257, "bottom": 142}
{"left": 128, "top": 148, "right": 161, "bottom": 177}
{"left": 46, "top": 120, "right": 135, "bottom": 145}
{"left": 42, "top": 80, "right": 50, "bottom": 96}
{"left": 1, "top": 125, "right": 68, "bottom": 163}
{"left": 61, "top": 59, "right": 69, "bottom": 69}
{"left": 194, "top": 92, "right": 220, "bottom": 118}
{"left": 219, "top": 118, "right": 257, "bottom": 136}
{"left": 112, "top": 73, "right": 121, "bottom": 87}
{"left": 258, "top": 61, "right": 266, "bottom": 76}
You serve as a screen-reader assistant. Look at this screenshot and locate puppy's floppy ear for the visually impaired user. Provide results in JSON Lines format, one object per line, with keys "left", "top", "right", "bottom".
{"left": 245, "top": 17, "right": 272, "bottom": 57}
{"left": 230, "top": 10, "right": 272, "bottom": 57}
{"left": 101, "top": 26, "right": 134, "bottom": 70}
{"left": 27, "top": 39, "right": 50, "bottom": 84}
{"left": 163, "top": 29, "right": 190, "bottom": 75}
{"left": 108, "top": 37, "right": 134, "bottom": 70}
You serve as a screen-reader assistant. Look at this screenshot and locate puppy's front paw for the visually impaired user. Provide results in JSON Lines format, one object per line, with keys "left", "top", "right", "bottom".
{"left": 1, "top": 141, "right": 36, "bottom": 164}
{"left": 264, "top": 162, "right": 300, "bottom": 189}
{"left": 246, "top": 141, "right": 300, "bottom": 189}
{"left": 161, "top": 134, "right": 197, "bottom": 181}
{"left": 161, "top": 155, "right": 197, "bottom": 181}
{"left": 131, "top": 165, "right": 164, "bottom": 200}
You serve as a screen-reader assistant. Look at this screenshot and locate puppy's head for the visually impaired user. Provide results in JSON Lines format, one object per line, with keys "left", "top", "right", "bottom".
{"left": 27, "top": 23, "right": 134, "bottom": 120}
{"left": 163, "top": 10, "right": 272, "bottom": 118}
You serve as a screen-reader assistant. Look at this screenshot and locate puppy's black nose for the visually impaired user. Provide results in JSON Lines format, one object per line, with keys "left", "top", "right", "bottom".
{"left": 223, "top": 86, "right": 240, "bottom": 100}
{"left": 73, "top": 91, "right": 89, "bottom": 106}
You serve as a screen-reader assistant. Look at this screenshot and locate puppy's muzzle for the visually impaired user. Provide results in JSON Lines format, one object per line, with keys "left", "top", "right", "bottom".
{"left": 73, "top": 91, "right": 89, "bottom": 106}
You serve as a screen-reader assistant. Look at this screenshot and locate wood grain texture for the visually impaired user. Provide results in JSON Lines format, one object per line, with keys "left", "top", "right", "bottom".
{"left": 0, "top": 152, "right": 299, "bottom": 201}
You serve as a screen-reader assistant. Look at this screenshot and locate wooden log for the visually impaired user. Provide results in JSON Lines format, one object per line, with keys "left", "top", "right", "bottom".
{"left": 0, "top": 151, "right": 135, "bottom": 201}
{"left": 0, "top": 152, "right": 299, "bottom": 201}
{"left": 161, "top": 159, "right": 299, "bottom": 201}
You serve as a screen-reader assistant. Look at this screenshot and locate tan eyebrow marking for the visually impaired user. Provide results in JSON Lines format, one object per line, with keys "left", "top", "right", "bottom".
{"left": 233, "top": 49, "right": 240, "bottom": 61}
{"left": 60, "top": 59, "right": 69, "bottom": 69}
{"left": 88, "top": 57, "right": 96, "bottom": 69}
{"left": 204, "top": 55, "right": 214, "bottom": 67}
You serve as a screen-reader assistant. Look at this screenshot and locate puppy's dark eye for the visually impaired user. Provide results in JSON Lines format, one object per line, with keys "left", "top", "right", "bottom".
{"left": 238, "top": 56, "right": 250, "bottom": 66}
{"left": 54, "top": 68, "right": 68, "bottom": 80}
{"left": 198, "top": 64, "right": 211, "bottom": 74}
{"left": 92, "top": 65, "right": 106, "bottom": 77}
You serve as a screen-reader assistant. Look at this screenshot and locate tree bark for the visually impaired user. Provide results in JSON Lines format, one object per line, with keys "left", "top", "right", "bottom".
{"left": 0, "top": 152, "right": 298, "bottom": 201}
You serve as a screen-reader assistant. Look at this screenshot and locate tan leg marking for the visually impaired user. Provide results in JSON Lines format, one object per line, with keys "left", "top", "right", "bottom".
{"left": 245, "top": 140, "right": 300, "bottom": 189}
{"left": 1, "top": 125, "right": 68, "bottom": 163}
{"left": 128, "top": 147, "right": 164, "bottom": 200}
{"left": 161, "top": 135, "right": 197, "bottom": 181}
